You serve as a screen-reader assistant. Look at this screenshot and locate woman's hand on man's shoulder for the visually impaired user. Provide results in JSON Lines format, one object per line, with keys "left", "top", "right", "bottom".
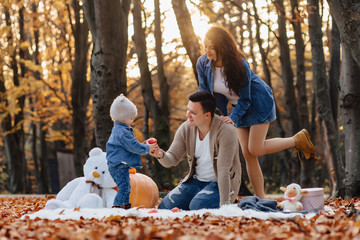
{"left": 220, "top": 116, "right": 235, "bottom": 126}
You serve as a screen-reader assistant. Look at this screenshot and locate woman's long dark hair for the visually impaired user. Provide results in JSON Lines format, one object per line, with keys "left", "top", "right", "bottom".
{"left": 205, "top": 26, "right": 248, "bottom": 95}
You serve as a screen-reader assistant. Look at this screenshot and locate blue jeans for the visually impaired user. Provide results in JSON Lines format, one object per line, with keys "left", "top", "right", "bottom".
{"left": 108, "top": 164, "right": 130, "bottom": 206}
{"left": 158, "top": 177, "right": 220, "bottom": 210}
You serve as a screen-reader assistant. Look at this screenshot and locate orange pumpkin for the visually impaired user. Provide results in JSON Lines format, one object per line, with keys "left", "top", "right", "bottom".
{"left": 128, "top": 168, "right": 159, "bottom": 208}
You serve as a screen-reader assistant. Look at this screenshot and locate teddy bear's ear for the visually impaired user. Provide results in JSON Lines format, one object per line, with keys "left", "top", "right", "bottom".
{"left": 301, "top": 189, "right": 309, "bottom": 195}
{"left": 89, "top": 147, "right": 103, "bottom": 157}
{"left": 280, "top": 187, "right": 286, "bottom": 192}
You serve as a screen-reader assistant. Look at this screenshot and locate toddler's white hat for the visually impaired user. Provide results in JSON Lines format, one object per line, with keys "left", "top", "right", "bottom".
{"left": 110, "top": 94, "right": 137, "bottom": 122}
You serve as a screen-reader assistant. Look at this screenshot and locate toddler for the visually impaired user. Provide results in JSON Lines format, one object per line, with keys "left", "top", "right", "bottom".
{"left": 106, "top": 94, "right": 157, "bottom": 209}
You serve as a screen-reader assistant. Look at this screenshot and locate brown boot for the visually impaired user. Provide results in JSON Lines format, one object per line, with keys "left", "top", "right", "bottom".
{"left": 293, "top": 129, "right": 317, "bottom": 161}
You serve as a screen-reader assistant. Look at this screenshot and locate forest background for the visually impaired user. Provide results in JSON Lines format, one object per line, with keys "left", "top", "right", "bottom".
{"left": 0, "top": 0, "right": 359, "bottom": 200}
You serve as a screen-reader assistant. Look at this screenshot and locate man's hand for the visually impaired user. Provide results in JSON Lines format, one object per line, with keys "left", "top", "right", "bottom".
{"left": 150, "top": 147, "right": 164, "bottom": 159}
{"left": 221, "top": 116, "right": 235, "bottom": 126}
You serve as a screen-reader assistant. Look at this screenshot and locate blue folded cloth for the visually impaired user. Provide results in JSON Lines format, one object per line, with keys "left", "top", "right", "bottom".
{"left": 238, "top": 196, "right": 279, "bottom": 212}
{"left": 238, "top": 196, "right": 309, "bottom": 214}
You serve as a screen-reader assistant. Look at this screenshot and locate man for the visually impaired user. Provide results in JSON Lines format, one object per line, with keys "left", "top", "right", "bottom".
{"left": 152, "top": 91, "right": 241, "bottom": 210}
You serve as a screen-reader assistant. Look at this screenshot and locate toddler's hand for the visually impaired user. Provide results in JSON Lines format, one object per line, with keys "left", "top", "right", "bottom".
{"left": 148, "top": 143, "right": 158, "bottom": 154}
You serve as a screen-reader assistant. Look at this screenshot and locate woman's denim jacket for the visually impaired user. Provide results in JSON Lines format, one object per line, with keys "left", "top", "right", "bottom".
{"left": 106, "top": 122, "right": 149, "bottom": 168}
{"left": 196, "top": 54, "right": 275, "bottom": 124}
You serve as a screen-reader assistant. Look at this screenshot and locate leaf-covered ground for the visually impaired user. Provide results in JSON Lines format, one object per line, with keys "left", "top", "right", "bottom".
{"left": 1, "top": 195, "right": 360, "bottom": 239}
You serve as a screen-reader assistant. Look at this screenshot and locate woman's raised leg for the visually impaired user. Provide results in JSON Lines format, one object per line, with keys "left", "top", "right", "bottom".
{"left": 248, "top": 123, "right": 295, "bottom": 156}
{"left": 237, "top": 122, "right": 307, "bottom": 198}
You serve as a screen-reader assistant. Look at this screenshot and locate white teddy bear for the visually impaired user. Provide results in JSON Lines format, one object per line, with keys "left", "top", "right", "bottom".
{"left": 45, "top": 147, "right": 117, "bottom": 209}
{"left": 277, "top": 183, "right": 308, "bottom": 211}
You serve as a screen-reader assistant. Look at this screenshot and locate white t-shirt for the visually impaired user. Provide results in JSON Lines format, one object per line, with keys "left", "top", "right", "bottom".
{"left": 193, "top": 129, "right": 217, "bottom": 182}
{"left": 213, "top": 67, "right": 239, "bottom": 105}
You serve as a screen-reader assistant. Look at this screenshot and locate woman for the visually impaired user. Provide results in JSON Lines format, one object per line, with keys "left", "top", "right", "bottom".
{"left": 196, "top": 25, "right": 316, "bottom": 198}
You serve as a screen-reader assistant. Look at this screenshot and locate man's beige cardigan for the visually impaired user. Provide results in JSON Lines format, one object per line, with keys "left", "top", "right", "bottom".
{"left": 158, "top": 115, "right": 241, "bottom": 206}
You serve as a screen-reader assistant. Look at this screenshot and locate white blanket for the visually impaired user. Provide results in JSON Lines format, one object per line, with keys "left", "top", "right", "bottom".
{"left": 23, "top": 204, "right": 324, "bottom": 220}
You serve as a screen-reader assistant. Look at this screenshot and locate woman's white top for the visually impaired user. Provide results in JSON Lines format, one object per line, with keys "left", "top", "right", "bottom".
{"left": 213, "top": 67, "right": 239, "bottom": 105}
{"left": 193, "top": 129, "right": 217, "bottom": 182}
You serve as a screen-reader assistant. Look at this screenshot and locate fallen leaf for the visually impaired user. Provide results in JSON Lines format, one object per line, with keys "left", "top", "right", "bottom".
{"left": 171, "top": 207, "right": 181, "bottom": 212}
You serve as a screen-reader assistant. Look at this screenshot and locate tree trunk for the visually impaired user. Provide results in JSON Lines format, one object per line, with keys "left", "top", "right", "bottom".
{"left": 252, "top": 0, "right": 291, "bottom": 186}
{"left": 252, "top": 0, "right": 284, "bottom": 135}
{"left": 2, "top": 6, "right": 26, "bottom": 193}
{"left": 19, "top": 5, "right": 33, "bottom": 193}
{"left": 39, "top": 122, "right": 50, "bottom": 194}
{"left": 290, "top": 0, "right": 309, "bottom": 130}
{"left": 246, "top": 7, "right": 257, "bottom": 72}
{"left": 290, "top": 0, "right": 313, "bottom": 187}
{"left": 326, "top": 0, "right": 360, "bottom": 69}
{"left": 308, "top": 0, "right": 345, "bottom": 197}
{"left": 275, "top": 0, "right": 301, "bottom": 183}
{"left": 31, "top": 122, "right": 40, "bottom": 192}
{"left": 238, "top": 9, "right": 245, "bottom": 51}
{"left": 222, "top": 2, "right": 237, "bottom": 37}
{"left": 171, "top": 0, "right": 201, "bottom": 83}
{"left": 71, "top": 0, "right": 91, "bottom": 176}
{"left": 142, "top": 108, "right": 151, "bottom": 176}
{"left": 154, "top": 0, "right": 170, "bottom": 122}
{"left": 0, "top": 66, "right": 26, "bottom": 194}
{"left": 83, "top": 0, "right": 131, "bottom": 150}
{"left": 30, "top": 3, "right": 42, "bottom": 193}
{"left": 132, "top": 0, "right": 172, "bottom": 189}
{"left": 339, "top": 44, "right": 360, "bottom": 198}
{"left": 328, "top": 18, "right": 340, "bottom": 125}
{"left": 252, "top": 0, "right": 270, "bottom": 87}
{"left": 275, "top": 0, "right": 301, "bottom": 135}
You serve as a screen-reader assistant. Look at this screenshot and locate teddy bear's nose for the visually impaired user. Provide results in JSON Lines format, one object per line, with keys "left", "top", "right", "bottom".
{"left": 92, "top": 171, "right": 100, "bottom": 178}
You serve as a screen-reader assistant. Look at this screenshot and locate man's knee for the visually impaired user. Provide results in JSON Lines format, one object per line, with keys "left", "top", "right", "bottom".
{"left": 188, "top": 199, "right": 204, "bottom": 210}
{"left": 157, "top": 190, "right": 178, "bottom": 209}
{"left": 189, "top": 189, "right": 219, "bottom": 210}
{"left": 157, "top": 184, "right": 191, "bottom": 210}
{"left": 189, "top": 195, "right": 214, "bottom": 210}
{"left": 157, "top": 197, "right": 171, "bottom": 209}
{"left": 189, "top": 199, "right": 219, "bottom": 210}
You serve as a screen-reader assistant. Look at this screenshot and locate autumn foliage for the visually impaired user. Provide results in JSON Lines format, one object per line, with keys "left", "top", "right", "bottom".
{"left": 1, "top": 196, "right": 360, "bottom": 239}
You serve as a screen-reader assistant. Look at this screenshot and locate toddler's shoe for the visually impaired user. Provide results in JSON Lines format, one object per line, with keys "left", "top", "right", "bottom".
{"left": 112, "top": 203, "right": 131, "bottom": 209}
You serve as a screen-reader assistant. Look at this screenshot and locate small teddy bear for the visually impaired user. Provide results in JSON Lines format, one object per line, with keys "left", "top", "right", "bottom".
{"left": 45, "top": 147, "right": 117, "bottom": 209}
{"left": 277, "top": 183, "right": 308, "bottom": 211}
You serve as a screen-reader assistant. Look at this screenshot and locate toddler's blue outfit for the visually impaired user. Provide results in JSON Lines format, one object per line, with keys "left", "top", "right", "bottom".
{"left": 197, "top": 54, "right": 276, "bottom": 127}
{"left": 106, "top": 122, "right": 150, "bottom": 206}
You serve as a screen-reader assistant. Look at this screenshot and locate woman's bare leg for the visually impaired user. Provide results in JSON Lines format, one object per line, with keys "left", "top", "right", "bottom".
{"left": 236, "top": 127, "right": 265, "bottom": 198}
{"left": 248, "top": 123, "right": 295, "bottom": 156}
{"left": 237, "top": 123, "right": 297, "bottom": 198}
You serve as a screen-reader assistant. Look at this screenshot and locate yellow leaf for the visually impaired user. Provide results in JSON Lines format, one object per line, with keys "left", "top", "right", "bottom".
{"left": 0, "top": 26, "right": 11, "bottom": 38}
{"left": 19, "top": 41, "right": 30, "bottom": 50}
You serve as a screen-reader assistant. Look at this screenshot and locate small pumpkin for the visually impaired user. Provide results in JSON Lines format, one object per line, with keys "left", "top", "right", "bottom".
{"left": 128, "top": 168, "right": 159, "bottom": 208}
